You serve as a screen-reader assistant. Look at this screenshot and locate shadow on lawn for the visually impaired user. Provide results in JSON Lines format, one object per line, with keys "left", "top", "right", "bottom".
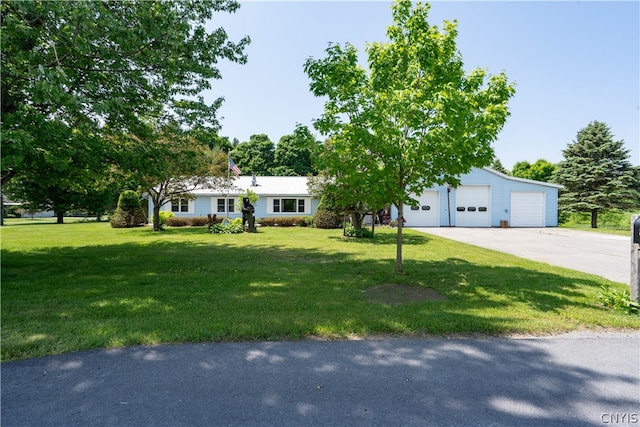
{"left": 1, "top": 232, "right": 618, "bottom": 360}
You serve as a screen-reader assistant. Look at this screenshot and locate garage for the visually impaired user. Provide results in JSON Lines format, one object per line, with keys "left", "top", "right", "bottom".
{"left": 510, "top": 192, "right": 545, "bottom": 227}
{"left": 455, "top": 185, "right": 490, "bottom": 227}
{"left": 404, "top": 191, "right": 439, "bottom": 227}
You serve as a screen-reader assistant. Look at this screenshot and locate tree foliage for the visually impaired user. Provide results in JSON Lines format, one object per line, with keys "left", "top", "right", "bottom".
{"left": 122, "top": 125, "right": 229, "bottom": 231}
{"left": 1, "top": 0, "right": 249, "bottom": 222}
{"left": 490, "top": 158, "right": 509, "bottom": 175}
{"left": 304, "top": 0, "right": 515, "bottom": 272}
{"left": 272, "top": 125, "right": 319, "bottom": 176}
{"left": 110, "top": 190, "right": 146, "bottom": 228}
{"left": 511, "top": 159, "right": 557, "bottom": 182}
{"left": 231, "top": 134, "right": 275, "bottom": 175}
{"left": 553, "top": 121, "right": 639, "bottom": 228}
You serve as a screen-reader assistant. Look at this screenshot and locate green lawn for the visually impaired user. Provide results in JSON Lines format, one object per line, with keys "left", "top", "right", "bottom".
{"left": 560, "top": 210, "right": 638, "bottom": 236}
{"left": 1, "top": 221, "right": 638, "bottom": 361}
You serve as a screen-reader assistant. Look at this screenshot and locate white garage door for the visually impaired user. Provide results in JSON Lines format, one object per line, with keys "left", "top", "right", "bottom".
{"left": 510, "top": 192, "right": 545, "bottom": 227}
{"left": 455, "top": 186, "right": 490, "bottom": 227}
{"left": 404, "top": 191, "right": 439, "bottom": 227}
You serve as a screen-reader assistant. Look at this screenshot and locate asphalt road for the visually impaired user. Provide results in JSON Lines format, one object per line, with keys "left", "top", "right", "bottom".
{"left": 2, "top": 332, "right": 639, "bottom": 427}
{"left": 409, "top": 227, "right": 630, "bottom": 284}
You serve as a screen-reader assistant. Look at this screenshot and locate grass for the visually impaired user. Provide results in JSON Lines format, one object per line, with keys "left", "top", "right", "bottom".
{"left": 2, "top": 221, "right": 638, "bottom": 361}
{"left": 560, "top": 210, "right": 637, "bottom": 236}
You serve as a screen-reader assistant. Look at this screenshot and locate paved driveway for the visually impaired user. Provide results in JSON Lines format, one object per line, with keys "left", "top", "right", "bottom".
{"left": 408, "top": 227, "right": 630, "bottom": 284}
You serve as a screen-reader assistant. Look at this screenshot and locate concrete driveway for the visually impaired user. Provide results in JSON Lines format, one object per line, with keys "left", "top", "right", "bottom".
{"left": 408, "top": 227, "right": 630, "bottom": 284}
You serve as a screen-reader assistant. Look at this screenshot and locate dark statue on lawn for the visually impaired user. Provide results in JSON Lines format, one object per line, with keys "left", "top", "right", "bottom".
{"left": 242, "top": 197, "right": 256, "bottom": 232}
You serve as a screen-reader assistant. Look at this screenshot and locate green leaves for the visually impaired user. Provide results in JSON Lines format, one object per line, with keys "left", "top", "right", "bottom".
{"left": 555, "top": 121, "right": 640, "bottom": 227}
{"left": 304, "top": 0, "right": 515, "bottom": 272}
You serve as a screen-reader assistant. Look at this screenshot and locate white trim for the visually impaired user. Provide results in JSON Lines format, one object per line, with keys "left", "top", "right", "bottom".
{"left": 267, "top": 197, "right": 310, "bottom": 215}
{"left": 482, "top": 167, "right": 563, "bottom": 189}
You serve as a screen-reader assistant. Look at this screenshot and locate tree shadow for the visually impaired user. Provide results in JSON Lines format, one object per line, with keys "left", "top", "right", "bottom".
{"left": 2, "top": 336, "right": 638, "bottom": 426}
{"left": 2, "top": 226, "right": 627, "bottom": 360}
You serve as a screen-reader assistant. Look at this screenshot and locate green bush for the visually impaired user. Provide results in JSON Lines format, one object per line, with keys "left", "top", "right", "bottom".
{"left": 110, "top": 190, "right": 146, "bottom": 228}
{"left": 313, "top": 208, "right": 342, "bottom": 229}
{"left": 344, "top": 224, "right": 373, "bottom": 238}
{"left": 598, "top": 286, "right": 640, "bottom": 314}
{"left": 211, "top": 218, "right": 244, "bottom": 234}
{"left": 158, "top": 211, "right": 173, "bottom": 226}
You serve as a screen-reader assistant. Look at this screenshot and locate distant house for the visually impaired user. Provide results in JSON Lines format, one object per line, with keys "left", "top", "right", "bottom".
{"left": 154, "top": 167, "right": 561, "bottom": 227}
{"left": 153, "top": 175, "right": 320, "bottom": 221}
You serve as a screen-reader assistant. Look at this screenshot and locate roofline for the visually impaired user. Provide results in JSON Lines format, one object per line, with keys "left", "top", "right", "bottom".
{"left": 482, "top": 167, "right": 564, "bottom": 189}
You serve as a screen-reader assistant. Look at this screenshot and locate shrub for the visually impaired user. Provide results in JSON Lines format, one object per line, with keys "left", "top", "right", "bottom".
{"left": 275, "top": 217, "right": 296, "bottom": 227}
{"left": 211, "top": 218, "right": 244, "bottom": 234}
{"left": 190, "top": 216, "right": 209, "bottom": 227}
{"left": 598, "top": 286, "right": 640, "bottom": 314}
{"left": 110, "top": 190, "right": 146, "bottom": 228}
{"left": 167, "top": 217, "right": 191, "bottom": 227}
{"left": 258, "top": 218, "right": 276, "bottom": 227}
{"left": 344, "top": 224, "right": 373, "bottom": 238}
{"left": 159, "top": 211, "right": 174, "bottom": 226}
{"left": 313, "top": 208, "right": 342, "bottom": 229}
{"left": 258, "top": 217, "right": 310, "bottom": 227}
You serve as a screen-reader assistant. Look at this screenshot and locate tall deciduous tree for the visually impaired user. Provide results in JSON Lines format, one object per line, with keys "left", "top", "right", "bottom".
{"left": 123, "top": 125, "right": 229, "bottom": 232}
{"left": 554, "top": 121, "right": 639, "bottom": 228}
{"left": 272, "top": 125, "right": 319, "bottom": 176}
{"left": 232, "top": 134, "right": 275, "bottom": 175}
{"left": 304, "top": 0, "right": 515, "bottom": 272}
{"left": 1, "top": 0, "right": 249, "bottom": 221}
{"left": 511, "top": 159, "right": 557, "bottom": 182}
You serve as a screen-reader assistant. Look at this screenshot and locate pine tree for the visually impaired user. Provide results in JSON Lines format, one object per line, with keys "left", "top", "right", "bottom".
{"left": 554, "top": 121, "right": 640, "bottom": 228}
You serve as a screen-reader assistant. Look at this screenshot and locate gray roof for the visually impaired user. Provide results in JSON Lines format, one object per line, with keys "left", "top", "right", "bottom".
{"left": 482, "top": 167, "right": 563, "bottom": 189}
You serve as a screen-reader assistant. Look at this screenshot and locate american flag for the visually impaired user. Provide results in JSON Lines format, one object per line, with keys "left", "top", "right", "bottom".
{"left": 228, "top": 157, "right": 241, "bottom": 177}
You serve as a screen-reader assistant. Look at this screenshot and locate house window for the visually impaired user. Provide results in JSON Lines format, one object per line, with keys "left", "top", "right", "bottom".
{"left": 272, "top": 199, "right": 306, "bottom": 213}
{"left": 282, "top": 199, "right": 296, "bottom": 212}
{"left": 171, "top": 198, "right": 189, "bottom": 213}
{"left": 217, "top": 198, "right": 234, "bottom": 213}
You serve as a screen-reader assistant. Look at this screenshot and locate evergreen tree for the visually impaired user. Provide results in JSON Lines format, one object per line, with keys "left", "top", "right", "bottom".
{"left": 490, "top": 158, "right": 509, "bottom": 175}
{"left": 554, "top": 121, "right": 639, "bottom": 228}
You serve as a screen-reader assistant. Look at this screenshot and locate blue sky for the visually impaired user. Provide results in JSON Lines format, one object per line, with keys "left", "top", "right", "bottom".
{"left": 206, "top": 1, "right": 639, "bottom": 169}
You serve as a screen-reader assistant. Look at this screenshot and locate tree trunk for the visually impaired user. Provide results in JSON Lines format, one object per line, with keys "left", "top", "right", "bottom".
{"left": 396, "top": 203, "right": 404, "bottom": 273}
{"left": 591, "top": 209, "right": 598, "bottom": 228}
{"left": 350, "top": 211, "right": 364, "bottom": 229}
{"left": 0, "top": 187, "right": 4, "bottom": 226}
{"left": 56, "top": 211, "right": 64, "bottom": 224}
{"left": 153, "top": 203, "right": 161, "bottom": 231}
